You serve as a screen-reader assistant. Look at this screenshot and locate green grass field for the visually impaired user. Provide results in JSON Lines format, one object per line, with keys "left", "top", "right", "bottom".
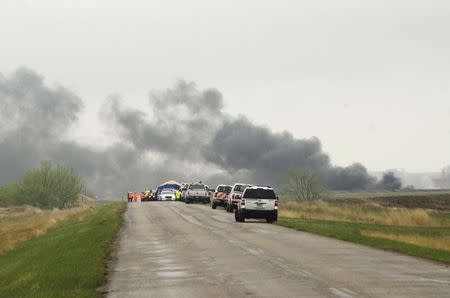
{"left": 0, "top": 202, "right": 126, "bottom": 298}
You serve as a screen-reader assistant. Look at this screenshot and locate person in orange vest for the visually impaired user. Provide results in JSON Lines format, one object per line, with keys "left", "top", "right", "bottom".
{"left": 127, "top": 192, "right": 133, "bottom": 203}
{"left": 140, "top": 192, "right": 145, "bottom": 202}
{"left": 133, "top": 192, "right": 138, "bottom": 202}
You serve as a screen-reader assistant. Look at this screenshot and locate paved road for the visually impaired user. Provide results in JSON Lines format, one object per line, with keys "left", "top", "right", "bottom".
{"left": 106, "top": 202, "right": 450, "bottom": 297}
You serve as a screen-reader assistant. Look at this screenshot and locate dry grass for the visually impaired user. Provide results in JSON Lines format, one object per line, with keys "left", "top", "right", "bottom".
{"left": 361, "top": 230, "right": 450, "bottom": 251}
{"left": 0, "top": 205, "right": 92, "bottom": 255}
{"left": 279, "top": 200, "right": 447, "bottom": 227}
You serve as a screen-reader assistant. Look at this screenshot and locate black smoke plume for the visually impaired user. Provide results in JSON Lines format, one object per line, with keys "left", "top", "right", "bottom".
{"left": 1, "top": 68, "right": 378, "bottom": 197}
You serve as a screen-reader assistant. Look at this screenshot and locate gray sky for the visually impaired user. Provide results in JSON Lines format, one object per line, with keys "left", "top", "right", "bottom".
{"left": 1, "top": 0, "right": 450, "bottom": 172}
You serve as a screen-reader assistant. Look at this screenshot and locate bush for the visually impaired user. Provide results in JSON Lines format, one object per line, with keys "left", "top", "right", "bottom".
{"left": 0, "top": 161, "right": 84, "bottom": 209}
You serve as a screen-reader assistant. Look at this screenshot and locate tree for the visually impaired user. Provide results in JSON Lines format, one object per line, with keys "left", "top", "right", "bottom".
{"left": 0, "top": 161, "right": 84, "bottom": 209}
{"left": 285, "top": 168, "right": 322, "bottom": 200}
{"left": 379, "top": 171, "right": 402, "bottom": 191}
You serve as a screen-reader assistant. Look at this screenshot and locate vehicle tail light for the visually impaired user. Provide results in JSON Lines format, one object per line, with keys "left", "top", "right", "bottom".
{"left": 214, "top": 192, "right": 217, "bottom": 197}
{"left": 205, "top": 192, "right": 208, "bottom": 196}
{"left": 275, "top": 200, "right": 278, "bottom": 209}
{"left": 241, "top": 199, "right": 246, "bottom": 208}
{"left": 232, "top": 194, "right": 235, "bottom": 200}
{"left": 188, "top": 191, "right": 190, "bottom": 196}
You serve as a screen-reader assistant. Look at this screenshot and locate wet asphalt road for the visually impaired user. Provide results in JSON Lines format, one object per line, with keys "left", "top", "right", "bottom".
{"left": 106, "top": 202, "right": 450, "bottom": 297}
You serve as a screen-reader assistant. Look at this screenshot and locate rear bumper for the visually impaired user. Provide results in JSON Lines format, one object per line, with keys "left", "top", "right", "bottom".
{"left": 186, "top": 196, "right": 210, "bottom": 203}
{"left": 242, "top": 209, "right": 277, "bottom": 219}
{"left": 212, "top": 199, "right": 226, "bottom": 206}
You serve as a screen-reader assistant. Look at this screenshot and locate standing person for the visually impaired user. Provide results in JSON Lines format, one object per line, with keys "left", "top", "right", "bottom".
{"left": 127, "top": 192, "right": 133, "bottom": 203}
{"left": 175, "top": 189, "right": 181, "bottom": 200}
{"left": 133, "top": 192, "right": 138, "bottom": 203}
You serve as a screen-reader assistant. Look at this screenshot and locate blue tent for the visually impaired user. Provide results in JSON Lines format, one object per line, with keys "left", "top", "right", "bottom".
{"left": 156, "top": 180, "right": 181, "bottom": 198}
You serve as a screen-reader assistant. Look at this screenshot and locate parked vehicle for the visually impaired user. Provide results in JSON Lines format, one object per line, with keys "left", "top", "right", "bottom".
{"left": 235, "top": 186, "right": 278, "bottom": 223}
{"left": 159, "top": 189, "right": 176, "bottom": 201}
{"left": 185, "top": 183, "right": 210, "bottom": 204}
{"left": 141, "top": 190, "right": 155, "bottom": 202}
{"left": 226, "top": 183, "right": 251, "bottom": 213}
{"left": 180, "top": 185, "right": 188, "bottom": 202}
{"left": 211, "top": 185, "right": 232, "bottom": 209}
{"left": 205, "top": 185, "right": 212, "bottom": 196}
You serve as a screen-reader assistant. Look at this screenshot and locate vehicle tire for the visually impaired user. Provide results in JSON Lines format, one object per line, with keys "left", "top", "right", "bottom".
{"left": 238, "top": 209, "right": 245, "bottom": 222}
{"left": 266, "top": 218, "right": 274, "bottom": 223}
{"left": 212, "top": 204, "right": 217, "bottom": 209}
{"left": 234, "top": 209, "right": 239, "bottom": 222}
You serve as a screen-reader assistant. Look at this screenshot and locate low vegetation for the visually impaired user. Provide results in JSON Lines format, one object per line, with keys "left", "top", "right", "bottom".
{"left": 0, "top": 202, "right": 125, "bottom": 297}
{"left": 280, "top": 200, "right": 447, "bottom": 227}
{"left": 0, "top": 205, "right": 88, "bottom": 255}
{"left": 278, "top": 196, "right": 450, "bottom": 264}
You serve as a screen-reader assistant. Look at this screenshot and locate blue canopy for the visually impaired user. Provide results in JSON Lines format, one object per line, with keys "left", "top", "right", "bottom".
{"left": 156, "top": 180, "right": 181, "bottom": 197}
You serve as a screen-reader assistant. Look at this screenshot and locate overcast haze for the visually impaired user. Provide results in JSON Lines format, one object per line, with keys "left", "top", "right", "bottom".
{"left": 1, "top": 1, "right": 450, "bottom": 194}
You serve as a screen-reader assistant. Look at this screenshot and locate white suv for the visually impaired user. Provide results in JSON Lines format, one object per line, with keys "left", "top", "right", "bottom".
{"left": 235, "top": 186, "right": 278, "bottom": 223}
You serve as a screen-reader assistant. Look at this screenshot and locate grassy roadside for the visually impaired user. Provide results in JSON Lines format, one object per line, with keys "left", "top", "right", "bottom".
{"left": 0, "top": 206, "right": 89, "bottom": 255}
{"left": 0, "top": 202, "right": 126, "bottom": 298}
{"left": 277, "top": 218, "right": 450, "bottom": 264}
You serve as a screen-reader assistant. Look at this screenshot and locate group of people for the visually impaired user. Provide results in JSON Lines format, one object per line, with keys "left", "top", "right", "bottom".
{"left": 127, "top": 190, "right": 155, "bottom": 202}
{"left": 127, "top": 192, "right": 138, "bottom": 202}
{"left": 127, "top": 192, "right": 137, "bottom": 202}
{"left": 127, "top": 188, "right": 182, "bottom": 202}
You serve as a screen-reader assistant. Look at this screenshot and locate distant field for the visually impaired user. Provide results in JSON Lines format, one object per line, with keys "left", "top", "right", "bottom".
{"left": 280, "top": 189, "right": 450, "bottom": 210}
{"left": 322, "top": 189, "right": 450, "bottom": 199}
{"left": 0, "top": 202, "right": 126, "bottom": 297}
{"left": 278, "top": 192, "right": 450, "bottom": 264}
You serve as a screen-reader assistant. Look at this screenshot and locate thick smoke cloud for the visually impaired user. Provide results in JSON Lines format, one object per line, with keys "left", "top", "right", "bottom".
{"left": 378, "top": 171, "right": 402, "bottom": 191}
{"left": 102, "top": 79, "right": 376, "bottom": 190}
{"left": 0, "top": 68, "right": 82, "bottom": 183}
{"left": 103, "top": 81, "right": 225, "bottom": 161}
{"left": 1, "top": 68, "right": 377, "bottom": 197}
{"left": 0, "top": 68, "right": 180, "bottom": 196}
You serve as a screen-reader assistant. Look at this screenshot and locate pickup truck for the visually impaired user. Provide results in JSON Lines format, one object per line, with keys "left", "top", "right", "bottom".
{"left": 226, "top": 183, "right": 252, "bottom": 212}
{"left": 211, "top": 184, "right": 232, "bottom": 209}
{"left": 185, "top": 183, "right": 210, "bottom": 204}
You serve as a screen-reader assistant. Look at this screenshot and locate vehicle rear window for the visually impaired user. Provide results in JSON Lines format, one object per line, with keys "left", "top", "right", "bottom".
{"left": 217, "top": 186, "right": 232, "bottom": 193}
{"left": 190, "top": 184, "right": 205, "bottom": 190}
{"left": 233, "top": 184, "right": 248, "bottom": 192}
{"left": 243, "top": 189, "right": 276, "bottom": 199}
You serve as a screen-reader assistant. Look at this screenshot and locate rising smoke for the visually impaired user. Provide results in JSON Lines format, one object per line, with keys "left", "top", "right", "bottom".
{"left": 1, "top": 68, "right": 380, "bottom": 197}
